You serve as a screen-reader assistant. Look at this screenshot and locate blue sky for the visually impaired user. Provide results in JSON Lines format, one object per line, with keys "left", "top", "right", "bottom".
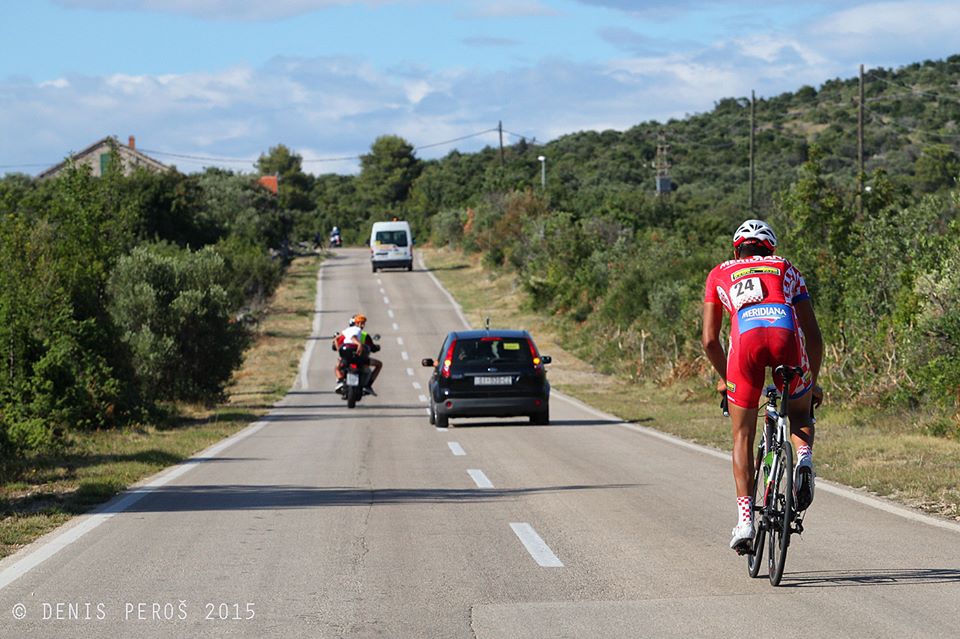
{"left": 2, "top": 0, "right": 959, "bottom": 175}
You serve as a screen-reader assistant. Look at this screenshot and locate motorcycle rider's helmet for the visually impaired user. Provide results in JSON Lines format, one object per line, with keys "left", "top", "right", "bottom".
{"left": 352, "top": 313, "right": 367, "bottom": 327}
{"left": 733, "top": 219, "right": 777, "bottom": 253}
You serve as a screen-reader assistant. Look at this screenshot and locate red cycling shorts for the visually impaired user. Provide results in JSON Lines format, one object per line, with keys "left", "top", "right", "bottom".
{"left": 726, "top": 326, "right": 811, "bottom": 409}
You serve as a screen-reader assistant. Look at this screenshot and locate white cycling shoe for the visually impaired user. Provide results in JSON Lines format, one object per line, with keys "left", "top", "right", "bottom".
{"left": 795, "top": 457, "right": 816, "bottom": 511}
{"left": 730, "top": 520, "right": 754, "bottom": 553}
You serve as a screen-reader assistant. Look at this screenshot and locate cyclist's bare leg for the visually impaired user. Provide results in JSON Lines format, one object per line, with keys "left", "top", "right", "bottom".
{"left": 730, "top": 403, "right": 760, "bottom": 496}
{"left": 787, "top": 388, "right": 815, "bottom": 451}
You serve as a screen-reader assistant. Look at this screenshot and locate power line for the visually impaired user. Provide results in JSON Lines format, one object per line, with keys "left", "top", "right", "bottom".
{"left": 2, "top": 126, "right": 508, "bottom": 173}
{"left": 866, "top": 72, "right": 960, "bottom": 105}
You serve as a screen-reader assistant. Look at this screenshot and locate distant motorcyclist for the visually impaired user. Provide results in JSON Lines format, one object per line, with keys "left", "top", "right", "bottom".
{"left": 332, "top": 313, "right": 382, "bottom": 394}
{"left": 329, "top": 226, "right": 342, "bottom": 248}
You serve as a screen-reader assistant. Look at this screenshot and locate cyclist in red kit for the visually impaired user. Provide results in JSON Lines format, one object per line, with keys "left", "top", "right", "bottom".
{"left": 702, "top": 219, "right": 823, "bottom": 553}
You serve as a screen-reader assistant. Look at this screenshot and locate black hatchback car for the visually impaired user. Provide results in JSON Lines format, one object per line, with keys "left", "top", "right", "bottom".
{"left": 421, "top": 329, "right": 551, "bottom": 428}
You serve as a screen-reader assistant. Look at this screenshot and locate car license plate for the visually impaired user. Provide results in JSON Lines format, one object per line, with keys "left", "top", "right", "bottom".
{"left": 346, "top": 373, "right": 360, "bottom": 385}
{"left": 474, "top": 376, "right": 512, "bottom": 385}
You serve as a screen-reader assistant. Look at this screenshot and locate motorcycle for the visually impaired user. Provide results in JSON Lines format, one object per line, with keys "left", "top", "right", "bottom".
{"left": 336, "top": 336, "right": 380, "bottom": 408}
{"left": 329, "top": 233, "right": 342, "bottom": 248}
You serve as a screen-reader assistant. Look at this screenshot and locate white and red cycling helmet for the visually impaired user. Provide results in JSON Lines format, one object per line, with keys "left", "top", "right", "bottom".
{"left": 733, "top": 219, "right": 777, "bottom": 253}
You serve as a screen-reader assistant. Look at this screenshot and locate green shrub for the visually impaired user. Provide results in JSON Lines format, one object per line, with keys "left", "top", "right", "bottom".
{"left": 107, "top": 244, "right": 250, "bottom": 404}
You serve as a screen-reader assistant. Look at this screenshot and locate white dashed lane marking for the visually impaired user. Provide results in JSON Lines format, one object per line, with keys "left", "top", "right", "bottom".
{"left": 468, "top": 469, "right": 494, "bottom": 489}
{"left": 397, "top": 337, "right": 404, "bottom": 346}
{"left": 401, "top": 352, "right": 409, "bottom": 361}
{"left": 448, "top": 442, "right": 466, "bottom": 456}
{"left": 388, "top": 309, "right": 395, "bottom": 318}
{"left": 383, "top": 296, "right": 390, "bottom": 305}
{"left": 510, "top": 523, "right": 564, "bottom": 568}
{"left": 406, "top": 368, "right": 414, "bottom": 376}
{"left": 412, "top": 382, "right": 422, "bottom": 390}
{"left": 418, "top": 394, "right": 428, "bottom": 403}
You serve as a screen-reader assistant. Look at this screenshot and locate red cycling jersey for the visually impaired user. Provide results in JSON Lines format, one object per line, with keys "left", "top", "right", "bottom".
{"left": 704, "top": 255, "right": 812, "bottom": 409}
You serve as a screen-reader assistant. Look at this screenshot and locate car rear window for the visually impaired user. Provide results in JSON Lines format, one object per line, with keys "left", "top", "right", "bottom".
{"left": 375, "top": 230, "right": 408, "bottom": 247}
{"left": 452, "top": 338, "right": 533, "bottom": 367}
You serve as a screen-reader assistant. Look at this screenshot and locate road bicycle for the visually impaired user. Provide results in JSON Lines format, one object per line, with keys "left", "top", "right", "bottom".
{"left": 723, "top": 365, "right": 809, "bottom": 586}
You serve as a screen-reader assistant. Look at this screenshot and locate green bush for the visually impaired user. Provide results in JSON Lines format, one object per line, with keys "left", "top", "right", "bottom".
{"left": 107, "top": 244, "right": 250, "bottom": 404}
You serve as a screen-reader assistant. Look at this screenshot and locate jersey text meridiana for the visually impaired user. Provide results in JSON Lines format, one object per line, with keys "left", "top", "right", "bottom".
{"left": 703, "top": 255, "right": 808, "bottom": 334}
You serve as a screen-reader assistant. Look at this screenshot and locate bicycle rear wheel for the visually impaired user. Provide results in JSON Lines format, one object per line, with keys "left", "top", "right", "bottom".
{"left": 746, "top": 445, "right": 766, "bottom": 578}
{"left": 767, "top": 440, "right": 794, "bottom": 586}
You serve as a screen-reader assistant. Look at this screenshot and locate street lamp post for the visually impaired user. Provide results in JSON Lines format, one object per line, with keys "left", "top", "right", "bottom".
{"left": 537, "top": 155, "right": 546, "bottom": 189}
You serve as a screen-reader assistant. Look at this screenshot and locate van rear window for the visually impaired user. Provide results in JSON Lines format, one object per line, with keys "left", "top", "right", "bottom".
{"left": 452, "top": 338, "right": 532, "bottom": 366}
{"left": 375, "top": 230, "right": 408, "bottom": 247}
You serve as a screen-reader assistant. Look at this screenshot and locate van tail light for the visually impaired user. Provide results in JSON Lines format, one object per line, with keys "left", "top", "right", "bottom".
{"left": 528, "top": 339, "right": 543, "bottom": 373}
{"left": 441, "top": 340, "right": 456, "bottom": 378}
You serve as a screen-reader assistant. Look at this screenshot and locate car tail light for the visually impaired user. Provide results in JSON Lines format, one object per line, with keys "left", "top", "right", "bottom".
{"left": 445, "top": 401, "right": 453, "bottom": 408}
{"left": 528, "top": 339, "right": 543, "bottom": 372}
{"left": 441, "top": 340, "right": 456, "bottom": 378}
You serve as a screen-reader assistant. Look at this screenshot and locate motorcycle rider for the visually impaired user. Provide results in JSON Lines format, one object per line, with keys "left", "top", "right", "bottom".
{"left": 330, "top": 226, "right": 342, "bottom": 247}
{"left": 332, "top": 313, "right": 382, "bottom": 395}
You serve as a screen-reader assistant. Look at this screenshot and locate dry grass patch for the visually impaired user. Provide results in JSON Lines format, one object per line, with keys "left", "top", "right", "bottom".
{"left": 0, "top": 254, "right": 321, "bottom": 558}
{"left": 422, "top": 246, "right": 960, "bottom": 522}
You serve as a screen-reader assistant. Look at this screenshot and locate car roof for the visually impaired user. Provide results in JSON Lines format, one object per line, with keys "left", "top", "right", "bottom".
{"left": 446, "top": 329, "right": 532, "bottom": 340}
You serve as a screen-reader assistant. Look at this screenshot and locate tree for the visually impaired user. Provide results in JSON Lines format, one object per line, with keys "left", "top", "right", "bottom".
{"left": 356, "top": 135, "right": 422, "bottom": 212}
{"left": 915, "top": 144, "right": 960, "bottom": 193}
{"left": 256, "top": 144, "right": 314, "bottom": 211}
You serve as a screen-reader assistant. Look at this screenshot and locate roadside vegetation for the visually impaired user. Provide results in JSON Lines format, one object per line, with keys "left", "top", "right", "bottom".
{"left": 422, "top": 247, "right": 960, "bottom": 521}
{"left": 0, "top": 254, "right": 318, "bottom": 559}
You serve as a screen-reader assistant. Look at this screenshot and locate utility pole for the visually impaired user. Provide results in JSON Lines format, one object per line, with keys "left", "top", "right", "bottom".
{"left": 858, "top": 64, "right": 865, "bottom": 217}
{"left": 498, "top": 120, "right": 504, "bottom": 167}
{"left": 655, "top": 130, "right": 671, "bottom": 196}
{"left": 749, "top": 90, "right": 756, "bottom": 213}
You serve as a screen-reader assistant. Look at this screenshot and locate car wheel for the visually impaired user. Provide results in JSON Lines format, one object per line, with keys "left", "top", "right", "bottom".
{"left": 436, "top": 411, "right": 449, "bottom": 429}
{"left": 531, "top": 407, "right": 549, "bottom": 425}
{"left": 428, "top": 399, "right": 436, "bottom": 425}
{"left": 406, "top": 262, "right": 413, "bottom": 272}
{"left": 371, "top": 264, "right": 377, "bottom": 273}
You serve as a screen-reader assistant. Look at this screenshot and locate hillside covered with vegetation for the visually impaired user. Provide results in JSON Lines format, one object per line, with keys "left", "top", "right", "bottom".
{"left": 306, "top": 54, "right": 960, "bottom": 427}
{"left": 2, "top": 54, "right": 959, "bottom": 476}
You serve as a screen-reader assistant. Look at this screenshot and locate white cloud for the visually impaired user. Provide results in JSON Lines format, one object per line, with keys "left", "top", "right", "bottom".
{"left": 808, "top": 1, "right": 960, "bottom": 64}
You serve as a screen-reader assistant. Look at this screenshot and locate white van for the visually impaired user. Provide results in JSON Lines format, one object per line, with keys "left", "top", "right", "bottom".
{"left": 370, "top": 220, "right": 413, "bottom": 272}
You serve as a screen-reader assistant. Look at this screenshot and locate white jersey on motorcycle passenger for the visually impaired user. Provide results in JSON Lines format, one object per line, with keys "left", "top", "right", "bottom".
{"left": 340, "top": 326, "right": 364, "bottom": 346}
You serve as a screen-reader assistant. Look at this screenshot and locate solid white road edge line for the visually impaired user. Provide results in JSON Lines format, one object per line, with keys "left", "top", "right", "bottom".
{"left": 0, "top": 420, "right": 270, "bottom": 592}
{"left": 422, "top": 249, "right": 960, "bottom": 536}
{"left": 418, "top": 253, "right": 470, "bottom": 330}
{"left": 510, "top": 523, "right": 564, "bottom": 568}
{"left": 552, "top": 389, "right": 960, "bottom": 535}
{"left": 468, "top": 469, "right": 494, "bottom": 489}
{"left": 448, "top": 442, "right": 466, "bottom": 456}
{"left": 298, "top": 257, "right": 325, "bottom": 390}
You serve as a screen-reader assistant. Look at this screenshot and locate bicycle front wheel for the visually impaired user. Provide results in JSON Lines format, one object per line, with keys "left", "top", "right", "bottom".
{"left": 746, "top": 444, "right": 766, "bottom": 578}
{"left": 767, "top": 440, "right": 794, "bottom": 586}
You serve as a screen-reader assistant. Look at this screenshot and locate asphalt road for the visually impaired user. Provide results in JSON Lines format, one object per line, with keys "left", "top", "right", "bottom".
{"left": 1, "top": 247, "right": 958, "bottom": 638}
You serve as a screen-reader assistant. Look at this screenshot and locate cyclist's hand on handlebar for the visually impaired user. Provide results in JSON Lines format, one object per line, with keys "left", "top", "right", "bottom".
{"left": 812, "top": 384, "right": 824, "bottom": 408}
